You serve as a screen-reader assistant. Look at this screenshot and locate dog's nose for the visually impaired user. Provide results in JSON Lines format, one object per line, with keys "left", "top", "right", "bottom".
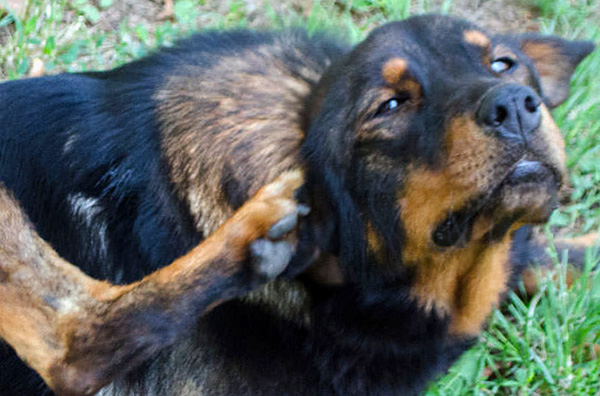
{"left": 476, "top": 84, "right": 541, "bottom": 142}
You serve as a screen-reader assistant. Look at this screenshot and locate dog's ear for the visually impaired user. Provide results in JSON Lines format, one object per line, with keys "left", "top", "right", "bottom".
{"left": 301, "top": 72, "right": 367, "bottom": 283}
{"left": 518, "top": 34, "right": 594, "bottom": 108}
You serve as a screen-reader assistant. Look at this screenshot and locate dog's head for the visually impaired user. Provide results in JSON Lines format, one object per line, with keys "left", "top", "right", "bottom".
{"left": 302, "top": 14, "right": 594, "bottom": 335}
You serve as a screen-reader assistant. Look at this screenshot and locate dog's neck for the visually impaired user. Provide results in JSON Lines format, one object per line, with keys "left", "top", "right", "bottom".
{"left": 242, "top": 253, "right": 342, "bottom": 327}
{"left": 243, "top": 278, "right": 312, "bottom": 326}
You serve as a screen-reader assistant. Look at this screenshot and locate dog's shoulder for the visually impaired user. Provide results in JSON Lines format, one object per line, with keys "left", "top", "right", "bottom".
{"left": 150, "top": 30, "right": 347, "bottom": 235}
{"left": 0, "top": 29, "right": 347, "bottom": 396}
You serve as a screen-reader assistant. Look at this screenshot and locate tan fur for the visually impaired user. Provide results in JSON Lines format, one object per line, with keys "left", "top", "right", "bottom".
{"left": 367, "top": 221, "right": 386, "bottom": 261}
{"left": 156, "top": 46, "right": 317, "bottom": 236}
{"left": 520, "top": 232, "right": 598, "bottom": 295}
{"left": 397, "top": 79, "right": 422, "bottom": 100}
{"left": 539, "top": 105, "right": 568, "bottom": 181}
{"left": 398, "top": 111, "right": 566, "bottom": 336}
{"left": 381, "top": 59, "right": 421, "bottom": 100}
{"left": 399, "top": 170, "right": 511, "bottom": 333}
{"left": 520, "top": 265, "right": 577, "bottom": 296}
{"left": 464, "top": 30, "right": 492, "bottom": 68}
{"left": 153, "top": 41, "right": 334, "bottom": 323}
{"left": 399, "top": 162, "right": 513, "bottom": 334}
{"left": 521, "top": 41, "right": 573, "bottom": 106}
{"left": 463, "top": 30, "right": 490, "bottom": 48}
{"left": 521, "top": 42, "right": 570, "bottom": 79}
{"left": 557, "top": 232, "right": 599, "bottom": 248}
{"left": 399, "top": 116, "right": 506, "bottom": 261}
{"left": 399, "top": 117, "right": 507, "bottom": 316}
{"left": 381, "top": 58, "right": 407, "bottom": 85}
{"left": 449, "top": 235, "right": 511, "bottom": 335}
{"left": 0, "top": 171, "right": 304, "bottom": 395}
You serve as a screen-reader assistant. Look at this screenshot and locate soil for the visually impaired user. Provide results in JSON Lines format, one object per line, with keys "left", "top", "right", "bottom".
{"left": 94, "top": 0, "right": 540, "bottom": 35}
{"left": 0, "top": 0, "right": 539, "bottom": 53}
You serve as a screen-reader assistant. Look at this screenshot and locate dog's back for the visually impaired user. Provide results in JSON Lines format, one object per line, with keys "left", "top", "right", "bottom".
{"left": 0, "top": 30, "right": 344, "bottom": 396}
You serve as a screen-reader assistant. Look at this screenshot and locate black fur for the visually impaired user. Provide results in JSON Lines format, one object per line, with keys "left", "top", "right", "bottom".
{"left": 0, "top": 15, "right": 593, "bottom": 396}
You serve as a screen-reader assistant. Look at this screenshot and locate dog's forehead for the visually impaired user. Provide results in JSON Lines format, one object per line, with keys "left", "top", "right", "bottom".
{"left": 361, "top": 15, "right": 492, "bottom": 80}
{"left": 376, "top": 15, "right": 481, "bottom": 43}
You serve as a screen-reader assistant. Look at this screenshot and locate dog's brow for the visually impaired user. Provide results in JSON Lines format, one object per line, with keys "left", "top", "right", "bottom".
{"left": 463, "top": 30, "right": 490, "bottom": 48}
{"left": 380, "top": 57, "right": 421, "bottom": 98}
{"left": 463, "top": 29, "right": 492, "bottom": 68}
{"left": 492, "top": 44, "right": 518, "bottom": 60}
{"left": 382, "top": 57, "right": 408, "bottom": 85}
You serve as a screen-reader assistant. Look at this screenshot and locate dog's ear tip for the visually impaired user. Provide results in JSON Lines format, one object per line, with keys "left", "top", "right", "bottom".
{"left": 518, "top": 34, "right": 595, "bottom": 108}
{"left": 519, "top": 34, "right": 595, "bottom": 65}
{"left": 555, "top": 38, "right": 596, "bottom": 65}
{"left": 573, "top": 39, "right": 596, "bottom": 61}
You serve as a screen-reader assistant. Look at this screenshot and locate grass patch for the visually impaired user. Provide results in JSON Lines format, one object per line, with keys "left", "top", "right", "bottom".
{"left": 0, "top": 0, "right": 598, "bottom": 394}
{"left": 430, "top": 1, "right": 600, "bottom": 394}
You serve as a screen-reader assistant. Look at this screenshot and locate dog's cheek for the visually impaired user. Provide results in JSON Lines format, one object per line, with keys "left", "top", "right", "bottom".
{"left": 398, "top": 170, "right": 470, "bottom": 264}
{"left": 443, "top": 116, "right": 517, "bottom": 188}
{"left": 447, "top": 237, "right": 512, "bottom": 336}
{"left": 535, "top": 106, "right": 567, "bottom": 181}
{"left": 396, "top": 170, "right": 472, "bottom": 315}
{"left": 396, "top": 116, "right": 515, "bottom": 333}
{"left": 398, "top": 116, "right": 502, "bottom": 260}
{"left": 398, "top": 212, "right": 513, "bottom": 336}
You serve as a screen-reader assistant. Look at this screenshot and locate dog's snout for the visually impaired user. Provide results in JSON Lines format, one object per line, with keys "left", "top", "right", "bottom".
{"left": 476, "top": 85, "right": 542, "bottom": 142}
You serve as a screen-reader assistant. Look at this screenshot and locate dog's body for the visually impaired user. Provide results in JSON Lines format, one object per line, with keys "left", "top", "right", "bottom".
{"left": 0, "top": 15, "right": 595, "bottom": 396}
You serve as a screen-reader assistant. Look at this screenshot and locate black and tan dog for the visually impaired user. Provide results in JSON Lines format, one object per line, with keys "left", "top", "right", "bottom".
{"left": 0, "top": 14, "right": 596, "bottom": 396}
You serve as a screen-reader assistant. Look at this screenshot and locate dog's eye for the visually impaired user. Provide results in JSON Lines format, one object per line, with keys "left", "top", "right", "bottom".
{"left": 374, "top": 93, "right": 410, "bottom": 117}
{"left": 491, "top": 57, "right": 516, "bottom": 74}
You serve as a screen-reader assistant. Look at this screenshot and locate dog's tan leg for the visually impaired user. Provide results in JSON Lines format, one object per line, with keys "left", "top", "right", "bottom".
{"left": 0, "top": 170, "right": 305, "bottom": 396}
{"left": 515, "top": 228, "right": 599, "bottom": 295}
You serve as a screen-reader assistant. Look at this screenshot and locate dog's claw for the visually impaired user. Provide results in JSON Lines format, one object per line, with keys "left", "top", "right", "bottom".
{"left": 266, "top": 205, "right": 310, "bottom": 239}
{"left": 250, "top": 239, "right": 294, "bottom": 278}
{"left": 297, "top": 204, "right": 310, "bottom": 216}
{"left": 246, "top": 172, "right": 311, "bottom": 278}
{"left": 267, "top": 214, "right": 298, "bottom": 239}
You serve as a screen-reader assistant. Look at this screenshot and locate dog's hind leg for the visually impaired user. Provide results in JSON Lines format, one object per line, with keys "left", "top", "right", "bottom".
{"left": 0, "top": 170, "right": 308, "bottom": 396}
{"left": 511, "top": 225, "right": 599, "bottom": 295}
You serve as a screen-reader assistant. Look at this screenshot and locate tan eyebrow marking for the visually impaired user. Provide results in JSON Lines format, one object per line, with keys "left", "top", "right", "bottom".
{"left": 397, "top": 79, "right": 421, "bottom": 99}
{"left": 493, "top": 44, "right": 517, "bottom": 59}
{"left": 463, "top": 30, "right": 490, "bottom": 48}
{"left": 382, "top": 57, "right": 408, "bottom": 85}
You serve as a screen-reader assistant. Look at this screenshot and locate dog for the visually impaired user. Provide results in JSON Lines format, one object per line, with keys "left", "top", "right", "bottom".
{"left": 0, "top": 14, "right": 596, "bottom": 396}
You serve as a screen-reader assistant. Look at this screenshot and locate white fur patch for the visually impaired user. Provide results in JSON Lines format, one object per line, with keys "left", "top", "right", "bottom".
{"left": 68, "top": 193, "right": 109, "bottom": 259}
{"left": 63, "top": 133, "right": 78, "bottom": 155}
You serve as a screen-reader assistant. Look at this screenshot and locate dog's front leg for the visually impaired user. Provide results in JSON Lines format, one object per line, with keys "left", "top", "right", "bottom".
{"left": 511, "top": 225, "right": 599, "bottom": 295}
{"left": 0, "top": 170, "right": 307, "bottom": 396}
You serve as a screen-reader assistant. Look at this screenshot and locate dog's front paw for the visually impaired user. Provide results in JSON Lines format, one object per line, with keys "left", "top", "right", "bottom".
{"left": 249, "top": 202, "right": 310, "bottom": 278}
{"left": 225, "top": 170, "right": 310, "bottom": 279}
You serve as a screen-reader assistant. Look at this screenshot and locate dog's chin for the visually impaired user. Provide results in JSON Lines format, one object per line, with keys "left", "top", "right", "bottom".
{"left": 434, "top": 160, "right": 562, "bottom": 247}
{"left": 492, "top": 159, "right": 561, "bottom": 224}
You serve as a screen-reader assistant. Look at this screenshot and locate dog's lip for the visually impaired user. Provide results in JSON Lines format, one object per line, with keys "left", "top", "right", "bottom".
{"left": 481, "top": 157, "right": 562, "bottom": 215}
{"left": 431, "top": 157, "right": 561, "bottom": 247}
{"left": 507, "top": 160, "right": 546, "bottom": 184}
{"left": 503, "top": 158, "right": 562, "bottom": 188}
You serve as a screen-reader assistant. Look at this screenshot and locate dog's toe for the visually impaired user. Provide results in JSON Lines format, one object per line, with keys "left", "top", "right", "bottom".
{"left": 266, "top": 204, "right": 310, "bottom": 239}
{"left": 250, "top": 239, "right": 294, "bottom": 278}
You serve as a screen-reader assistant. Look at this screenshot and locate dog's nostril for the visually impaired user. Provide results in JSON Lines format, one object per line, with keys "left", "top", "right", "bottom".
{"left": 524, "top": 95, "right": 538, "bottom": 113}
{"left": 477, "top": 84, "right": 542, "bottom": 138}
{"left": 493, "top": 105, "right": 508, "bottom": 127}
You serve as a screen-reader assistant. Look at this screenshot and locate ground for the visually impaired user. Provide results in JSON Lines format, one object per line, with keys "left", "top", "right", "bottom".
{"left": 0, "top": 0, "right": 599, "bottom": 395}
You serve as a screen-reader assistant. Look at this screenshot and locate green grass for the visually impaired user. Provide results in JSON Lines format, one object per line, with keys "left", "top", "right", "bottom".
{"left": 1, "top": 0, "right": 599, "bottom": 394}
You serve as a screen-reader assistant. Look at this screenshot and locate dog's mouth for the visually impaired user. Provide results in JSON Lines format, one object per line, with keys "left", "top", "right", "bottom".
{"left": 433, "top": 157, "right": 562, "bottom": 247}
{"left": 487, "top": 157, "right": 561, "bottom": 221}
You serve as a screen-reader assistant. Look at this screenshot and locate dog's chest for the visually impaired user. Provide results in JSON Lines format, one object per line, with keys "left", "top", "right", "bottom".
{"left": 104, "top": 297, "right": 472, "bottom": 396}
